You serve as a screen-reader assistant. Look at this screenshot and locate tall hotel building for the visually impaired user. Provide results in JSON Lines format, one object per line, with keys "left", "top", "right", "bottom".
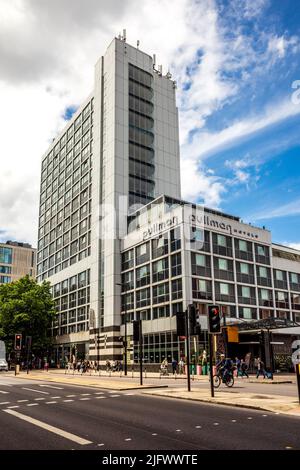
{"left": 38, "top": 36, "right": 300, "bottom": 367}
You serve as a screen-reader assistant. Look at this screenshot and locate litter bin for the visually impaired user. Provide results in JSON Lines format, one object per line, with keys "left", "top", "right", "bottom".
{"left": 15, "top": 364, "right": 20, "bottom": 375}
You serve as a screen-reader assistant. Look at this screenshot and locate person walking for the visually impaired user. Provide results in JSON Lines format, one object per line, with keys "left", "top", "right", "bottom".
{"left": 235, "top": 357, "right": 241, "bottom": 377}
{"left": 178, "top": 358, "right": 184, "bottom": 375}
{"left": 256, "top": 357, "right": 267, "bottom": 379}
{"left": 240, "top": 359, "right": 249, "bottom": 378}
{"left": 171, "top": 358, "right": 178, "bottom": 375}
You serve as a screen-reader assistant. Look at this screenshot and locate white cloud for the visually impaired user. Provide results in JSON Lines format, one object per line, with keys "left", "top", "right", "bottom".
{"left": 286, "top": 243, "right": 300, "bottom": 251}
{"left": 253, "top": 198, "right": 300, "bottom": 221}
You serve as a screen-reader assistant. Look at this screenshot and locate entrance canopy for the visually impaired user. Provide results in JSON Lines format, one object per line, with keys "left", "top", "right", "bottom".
{"left": 230, "top": 317, "right": 300, "bottom": 332}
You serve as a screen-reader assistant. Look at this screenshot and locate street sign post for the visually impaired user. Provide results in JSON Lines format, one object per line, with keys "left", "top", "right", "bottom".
{"left": 292, "top": 340, "right": 300, "bottom": 404}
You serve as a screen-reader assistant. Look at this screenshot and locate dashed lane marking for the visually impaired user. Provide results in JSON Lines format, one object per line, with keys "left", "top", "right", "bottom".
{"left": 94, "top": 392, "right": 104, "bottom": 395}
{"left": 231, "top": 420, "right": 237, "bottom": 423}
{"left": 39, "top": 385, "right": 63, "bottom": 390}
{"left": 6, "top": 406, "right": 19, "bottom": 409}
{"left": 95, "top": 397, "right": 106, "bottom": 399}
{"left": 27, "top": 403, "right": 38, "bottom": 407}
{"left": 17, "top": 400, "right": 28, "bottom": 403}
{"left": 125, "top": 438, "right": 132, "bottom": 441}
{"left": 66, "top": 395, "right": 76, "bottom": 397}
{"left": 98, "top": 443, "right": 105, "bottom": 447}
{"left": 51, "top": 396, "right": 61, "bottom": 399}
{"left": 80, "top": 394, "right": 91, "bottom": 396}
{"left": 247, "top": 417, "right": 253, "bottom": 420}
{"left": 152, "top": 433, "right": 157, "bottom": 436}
{"left": 22, "top": 388, "right": 49, "bottom": 395}
{"left": 175, "top": 429, "right": 182, "bottom": 432}
{"left": 110, "top": 395, "right": 120, "bottom": 398}
{"left": 45, "top": 401, "right": 57, "bottom": 405}
{"left": 195, "top": 426, "right": 202, "bottom": 429}
{"left": 213, "top": 423, "right": 219, "bottom": 426}
{"left": 34, "top": 398, "right": 45, "bottom": 401}
{"left": 3, "top": 409, "right": 93, "bottom": 445}
{"left": 0, "top": 402, "right": 10, "bottom": 405}
{"left": 63, "top": 400, "right": 74, "bottom": 402}
{"left": 0, "top": 391, "right": 9, "bottom": 394}
{"left": 79, "top": 398, "right": 91, "bottom": 401}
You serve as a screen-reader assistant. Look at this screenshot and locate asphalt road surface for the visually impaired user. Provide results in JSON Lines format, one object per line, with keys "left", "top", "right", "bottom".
{"left": 0, "top": 375, "right": 299, "bottom": 450}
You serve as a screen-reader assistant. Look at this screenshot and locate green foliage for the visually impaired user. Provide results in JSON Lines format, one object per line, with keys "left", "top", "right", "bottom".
{"left": 0, "top": 275, "right": 55, "bottom": 355}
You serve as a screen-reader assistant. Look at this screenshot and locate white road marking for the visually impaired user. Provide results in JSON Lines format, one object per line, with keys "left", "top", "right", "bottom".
{"left": 285, "top": 446, "right": 293, "bottom": 450}
{"left": 34, "top": 398, "right": 45, "bottom": 401}
{"left": 94, "top": 392, "right": 104, "bottom": 395}
{"left": 262, "top": 415, "right": 268, "bottom": 417}
{"left": 0, "top": 391, "right": 9, "bottom": 394}
{"left": 125, "top": 438, "right": 132, "bottom": 441}
{"left": 231, "top": 420, "right": 237, "bottom": 423}
{"left": 51, "top": 396, "right": 61, "bottom": 399}
{"left": 80, "top": 393, "right": 91, "bottom": 396}
{"left": 195, "top": 426, "right": 202, "bottom": 429}
{"left": 0, "top": 402, "right": 10, "bottom": 405}
{"left": 66, "top": 395, "right": 76, "bottom": 397}
{"left": 17, "top": 400, "right": 28, "bottom": 403}
{"left": 46, "top": 401, "right": 57, "bottom": 404}
{"left": 213, "top": 423, "right": 219, "bottom": 426}
{"left": 27, "top": 403, "right": 38, "bottom": 407}
{"left": 110, "top": 395, "right": 120, "bottom": 398}
{"left": 79, "top": 398, "right": 91, "bottom": 401}
{"left": 39, "top": 385, "right": 63, "bottom": 390}
{"left": 3, "top": 409, "right": 92, "bottom": 445}
{"left": 6, "top": 406, "right": 19, "bottom": 409}
{"left": 63, "top": 400, "right": 74, "bottom": 402}
{"left": 247, "top": 417, "right": 253, "bottom": 420}
{"left": 22, "top": 388, "right": 49, "bottom": 395}
{"left": 124, "top": 393, "right": 135, "bottom": 396}
{"left": 176, "top": 429, "right": 181, "bottom": 432}
{"left": 98, "top": 443, "right": 105, "bottom": 447}
{"left": 95, "top": 396, "right": 106, "bottom": 399}
{"left": 152, "top": 433, "right": 157, "bottom": 436}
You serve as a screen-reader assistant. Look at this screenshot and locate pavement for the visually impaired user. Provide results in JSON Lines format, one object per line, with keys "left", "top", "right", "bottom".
{"left": 1, "top": 375, "right": 300, "bottom": 450}
{"left": 2, "top": 369, "right": 299, "bottom": 417}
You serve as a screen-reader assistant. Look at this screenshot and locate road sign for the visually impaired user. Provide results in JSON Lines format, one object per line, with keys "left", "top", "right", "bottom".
{"left": 292, "top": 340, "right": 300, "bottom": 365}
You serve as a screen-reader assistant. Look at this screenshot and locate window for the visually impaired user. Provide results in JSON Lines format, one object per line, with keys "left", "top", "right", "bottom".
{"left": 136, "top": 288, "right": 150, "bottom": 308}
{"left": 260, "top": 289, "right": 269, "bottom": 300}
{"left": 0, "top": 265, "right": 11, "bottom": 274}
{"left": 0, "top": 247, "right": 12, "bottom": 264}
{"left": 218, "top": 258, "right": 228, "bottom": 270}
{"left": 0, "top": 276, "right": 11, "bottom": 283}
{"left": 217, "top": 235, "right": 226, "bottom": 247}
{"left": 171, "top": 278, "right": 182, "bottom": 300}
{"left": 291, "top": 273, "right": 299, "bottom": 284}
{"left": 241, "top": 286, "right": 250, "bottom": 298}
{"left": 241, "top": 307, "right": 252, "bottom": 319}
{"left": 78, "top": 271, "right": 87, "bottom": 288}
{"left": 220, "top": 283, "right": 229, "bottom": 295}
{"left": 136, "top": 265, "right": 150, "bottom": 287}
{"left": 239, "top": 240, "right": 247, "bottom": 252}
{"left": 196, "top": 254, "right": 205, "bottom": 266}
{"left": 198, "top": 279, "right": 207, "bottom": 292}
{"left": 276, "top": 270, "right": 284, "bottom": 281}
{"left": 240, "top": 263, "right": 249, "bottom": 275}
{"left": 257, "top": 245, "right": 266, "bottom": 256}
{"left": 122, "top": 249, "right": 134, "bottom": 270}
{"left": 277, "top": 291, "right": 286, "bottom": 301}
{"left": 259, "top": 266, "right": 267, "bottom": 278}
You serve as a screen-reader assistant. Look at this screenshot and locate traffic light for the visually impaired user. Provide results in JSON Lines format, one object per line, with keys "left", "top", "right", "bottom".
{"left": 188, "top": 304, "right": 201, "bottom": 336}
{"left": 176, "top": 311, "right": 186, "bottom": 338}
{"left": 15, "top": 333, "right": 22, "bottom": 350}
{"left": 208, "top": 305, "right": 221, "bottom": 334}
{"left": 132, "top": 320, "right": 140, "bottom": 342}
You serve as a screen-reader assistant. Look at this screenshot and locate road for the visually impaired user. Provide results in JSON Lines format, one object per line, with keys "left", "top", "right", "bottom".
{"left": 0, "top": 375, "right": 299, "bottom": 450}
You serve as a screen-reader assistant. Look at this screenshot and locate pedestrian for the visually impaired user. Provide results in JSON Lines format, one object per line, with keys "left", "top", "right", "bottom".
{"left": 235, "top": 357, "right": 241, "bottom": 377}
{"left": 178, "top": 358, "right": 184, "bottom": 374}
{"left": 240, "top": 359, "right": 249, "bottom": 378}
{"left": 256, "top": 357, "right": 267, "bottom": 379}
{"left": 171, "top": 358, "right": 178, "bottom": 375}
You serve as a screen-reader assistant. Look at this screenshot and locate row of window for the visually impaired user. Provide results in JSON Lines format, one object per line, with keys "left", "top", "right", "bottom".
{"left": 122, "top": 278, "right": 182, "bottom": 310}
{"left": 37, "top": 247, "right": 91, "bottom": 282}
{"left": 191, "top": 278, "right": 300, "bottom": 308}
{"left": 191, "top": 253, "right": 300, "bottom": 290}
{"left": 0, "top": 247, "right": 12, "bottom": 265}
{"left": 42, "top": 101, "right": 93, "bottom": 171}
{"left": 52, "top": 321, "right": 89, "bottom": 336}
{"left": 0, "top": 265, "right": 12, "bottom": 274}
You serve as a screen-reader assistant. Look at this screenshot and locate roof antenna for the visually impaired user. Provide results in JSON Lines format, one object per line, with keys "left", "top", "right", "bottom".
{"left": 123, "top": 29, "right": 126, "bottom": 42}
{"left": 137, "top": 40, "right": 140, "bottom": 49}
{"left": 153, "top": 54, "right": 156, "bottom": 68}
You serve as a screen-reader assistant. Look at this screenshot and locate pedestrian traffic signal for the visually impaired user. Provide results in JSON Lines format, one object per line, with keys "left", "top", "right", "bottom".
{"left": 176, "top": 311, "right": 186, "bottom": 338}
{"left": 208, "top": 305, "right": 221, "bottom": 334}
{"left": 15, "top": 333, "right": 22, "bottom": 350}
{"left": 132, "top": 320, "right": 140, "bottom": 342}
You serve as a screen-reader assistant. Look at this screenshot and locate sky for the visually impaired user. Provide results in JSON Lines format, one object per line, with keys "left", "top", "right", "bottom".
{"left": 0, "top": 0, "right": 300, "bottom": 249}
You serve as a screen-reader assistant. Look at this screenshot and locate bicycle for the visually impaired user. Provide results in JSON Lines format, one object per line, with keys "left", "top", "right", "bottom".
{"left": 213, "top": 368, "right": 235, "bottom": 388}
{"left": 159, "top": 366, "right": 169, "bottom": 377}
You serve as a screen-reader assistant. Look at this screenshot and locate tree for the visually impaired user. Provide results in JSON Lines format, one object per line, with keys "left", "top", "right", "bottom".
{"left": 0, "top": 275, "right": 55, "bottom": 357}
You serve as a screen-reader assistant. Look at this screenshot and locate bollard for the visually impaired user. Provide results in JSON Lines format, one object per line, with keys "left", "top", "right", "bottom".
{"left": 144, "top": 368, "right": 147, "bottom": 379}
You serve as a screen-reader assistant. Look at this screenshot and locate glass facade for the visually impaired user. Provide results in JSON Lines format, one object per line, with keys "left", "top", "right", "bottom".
{"left": 128, "top": 64, "right": 155, "bottom": 210}
{"left": 0, "top": 247, "right": 12, "bottom": 264}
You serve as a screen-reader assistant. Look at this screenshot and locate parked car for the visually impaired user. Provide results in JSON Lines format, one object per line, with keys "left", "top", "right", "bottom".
{"left": 0, "top": 359, "right": 8, "bottom": 372}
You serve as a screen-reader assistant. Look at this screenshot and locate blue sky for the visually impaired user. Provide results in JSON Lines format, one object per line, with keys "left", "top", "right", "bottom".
{"left": 178, "top": 0, "right": 300, "bottom": 248}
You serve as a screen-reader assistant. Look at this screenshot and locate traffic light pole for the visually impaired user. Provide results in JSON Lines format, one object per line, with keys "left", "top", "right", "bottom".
{"left": 186, "top": 310, "right": 191, "bottom": 392}
{"left": 139, "top": 319, "right": 143, "bottom": 386}
{"left": 209, "top": 333, "right": 215, "bottom": 398}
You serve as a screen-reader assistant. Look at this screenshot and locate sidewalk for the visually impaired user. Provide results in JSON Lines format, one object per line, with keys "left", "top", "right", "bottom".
{"left": 141, "top": 387, "right": 300, "bottom": 417}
